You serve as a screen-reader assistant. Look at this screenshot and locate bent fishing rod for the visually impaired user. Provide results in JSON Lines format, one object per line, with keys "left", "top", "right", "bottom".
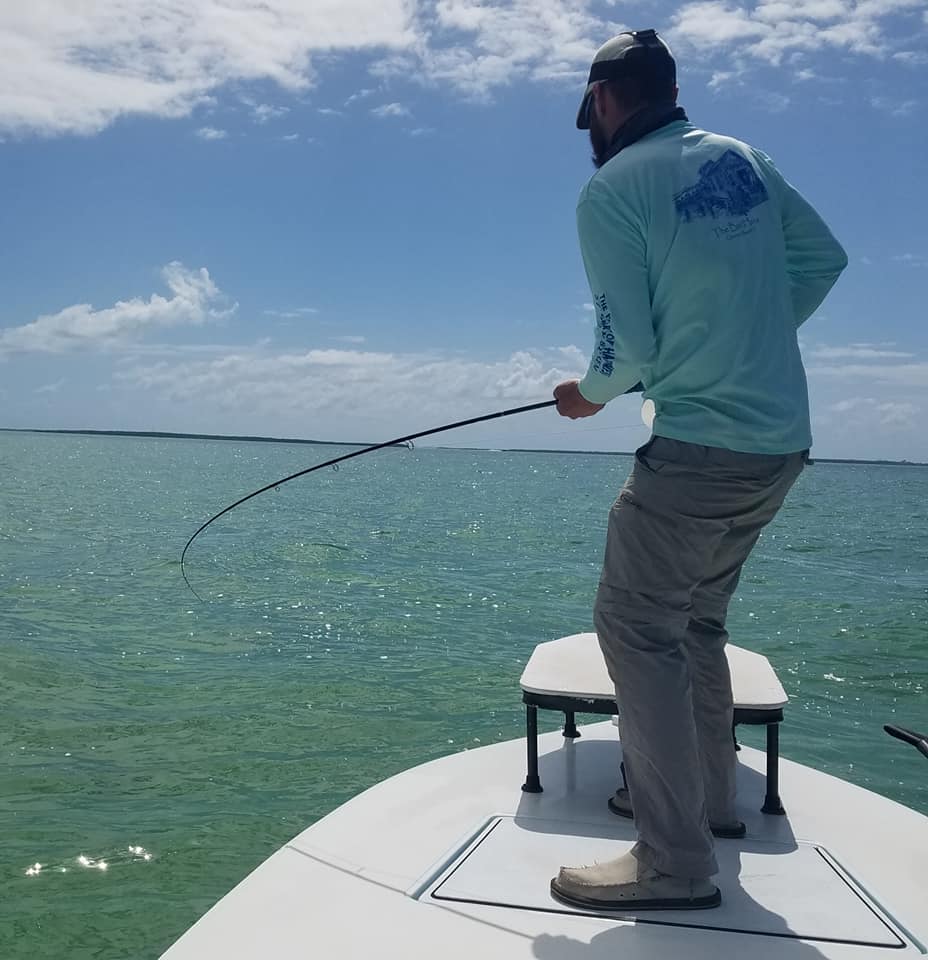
{"left": 181, "top": 398, "right": 558, "bottom": 600}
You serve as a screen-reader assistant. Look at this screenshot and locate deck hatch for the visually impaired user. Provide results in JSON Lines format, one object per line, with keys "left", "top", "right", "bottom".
{"left": 424, "top": 817, "right": 905, "bottom": 949}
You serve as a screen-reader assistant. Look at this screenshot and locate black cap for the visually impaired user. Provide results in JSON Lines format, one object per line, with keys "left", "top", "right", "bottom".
{"left": 576, "top": 30, "right": 677, "bottom": 129}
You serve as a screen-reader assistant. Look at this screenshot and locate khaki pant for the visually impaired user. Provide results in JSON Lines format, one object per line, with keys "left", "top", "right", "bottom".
{"left": 594, "top": 437, "right": 806, "bottom": 878}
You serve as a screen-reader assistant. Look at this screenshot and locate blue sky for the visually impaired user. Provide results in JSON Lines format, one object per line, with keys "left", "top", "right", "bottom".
{"left": 1, "top": 1, "right": 926, "bottom": 460}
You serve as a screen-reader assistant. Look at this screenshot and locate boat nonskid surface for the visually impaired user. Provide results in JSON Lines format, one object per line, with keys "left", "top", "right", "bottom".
{"left": 161, "top": 722, "right": 928, "bottom": 959}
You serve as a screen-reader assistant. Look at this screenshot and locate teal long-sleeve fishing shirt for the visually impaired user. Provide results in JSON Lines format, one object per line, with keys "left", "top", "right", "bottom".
{"left": 577, "top": 119, "right": 847, "bottom": 454}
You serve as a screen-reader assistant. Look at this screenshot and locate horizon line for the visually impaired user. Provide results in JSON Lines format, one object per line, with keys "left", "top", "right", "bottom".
{"left": 1, "top": 426, "right": 925, "bottom": 467}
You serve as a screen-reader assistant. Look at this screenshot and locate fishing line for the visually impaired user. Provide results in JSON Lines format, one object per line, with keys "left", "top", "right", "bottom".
{"left": 181, "top": 399, "right": 558, "bottom": 601}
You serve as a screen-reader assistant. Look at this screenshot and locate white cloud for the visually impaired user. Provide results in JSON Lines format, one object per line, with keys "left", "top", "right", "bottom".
{"left": 332, "top": 335, "right": 367, "bottom": 344}
{"left": 412, "top": 0, "right": 604, "bottom": 98}
{"left": 891, "top": 252, "right": 928, "bottom": 265}
{"left": 115, "top": 345, "right": 582, "bottom": 428}
{"left": 3, "top": 0, "right": 923, "bottom": 138}
{"left": 0, "top": 1, "right": 418, "bottom": 136}
{"left": 893, "top": 50, "right": 928, "bottom": 65}
{"left": 556, "top": 344, "right": 586, "bottom": 366}
{"left": 876, "top": 402, "right": 919, "bottom": 427}
{"left": 827, "top": 397, "right": 919, "bottom": 429}
{"left": 709, "top": 70, "right": 741, "bottom": 89}
{"left": 808, "top": 344, "right": 927, "bottom": 457}
{"left": 577, "top": 303, "right": 595, "bottom": 324}
{"left": 669, "top": 0, "right": 924, "bottom": 66}
{"left": 0, "top": 263, "right": 233, "bottom": 354}
{"left": 317, "top": 107, "right": 344, "bottom": 117}
{"left": 263, "top": 307, "right": 320, "bottom": 319}
{"left": 706, "top": 66, "right": 796, "bottom": 110}
{"left": 280, "top": 132, "right": 300, "bottom": 141}
{"left": 808, "top": 345, "right": 915, "bottom": 360}
{"left": 808, "top": 362, "right": 928, "bottom": 387}
{"left": 805, "top": 341, "right": 928, "bottom": 399}
{"left": 870, "top": 97, "right": 918, "bottom": 116}
{"left": 106, "top": 341, "right": 256, "bottom": 359}
{"left": 35, "top": 379, "right": 66, "bottom": 395}
{"left": 371, "top": 101, "right": 411, "bottom": 118}
{"left": 195, "top": 126, "right": 228, "bottom": 140}
{"left": 409, "top": 126, "right": 435, "bottom": 136}
{"left": 0, "top": 0, "right": 607, "bottom": 138}
{"left": 248, "top": 102, "right": 289, "bottom": 123}
{"left": 757, "top": 90, "right": 790, "bottom": 111}
{"left": 345, "top": 88, "right": 375, "bottom": 106}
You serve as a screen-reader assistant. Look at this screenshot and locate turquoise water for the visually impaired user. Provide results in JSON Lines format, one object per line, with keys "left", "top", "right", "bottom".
{"left": 1, "top": 431, "right": 926, "bottom": 959}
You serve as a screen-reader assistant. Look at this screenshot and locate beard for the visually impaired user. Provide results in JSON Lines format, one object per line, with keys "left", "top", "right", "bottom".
{"left": 589, "top": 109, "right": 611, "bottom": 169}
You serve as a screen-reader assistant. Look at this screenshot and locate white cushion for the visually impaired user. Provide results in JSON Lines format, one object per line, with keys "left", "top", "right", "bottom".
{"left": 520, "top": 633, "right": 787, "bottom": 711}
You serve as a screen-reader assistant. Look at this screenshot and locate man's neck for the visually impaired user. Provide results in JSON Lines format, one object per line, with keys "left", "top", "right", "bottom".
{"left": 604, "top": 102, "right": 686, "bottom": 162}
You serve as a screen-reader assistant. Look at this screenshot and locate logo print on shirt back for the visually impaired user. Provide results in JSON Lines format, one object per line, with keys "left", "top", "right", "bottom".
{"left": 673, "top": 150, "right": 769, "bottom": 223}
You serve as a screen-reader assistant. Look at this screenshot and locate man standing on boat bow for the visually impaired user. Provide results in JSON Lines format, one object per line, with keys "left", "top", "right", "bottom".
{"left": 552, "top": 30, "right": 847, "bottom": 911}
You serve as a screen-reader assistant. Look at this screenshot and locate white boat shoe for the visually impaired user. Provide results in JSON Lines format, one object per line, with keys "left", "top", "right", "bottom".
{"left": 550, "top": 851, "right": 721, "bottom": 911}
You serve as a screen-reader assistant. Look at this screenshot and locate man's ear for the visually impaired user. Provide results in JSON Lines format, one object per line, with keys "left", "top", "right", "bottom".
{"left": 593, "top": 81, "right": 620, "bottom": 123}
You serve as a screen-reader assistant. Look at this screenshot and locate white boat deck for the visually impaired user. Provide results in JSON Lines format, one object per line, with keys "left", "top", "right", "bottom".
{"left": 161, "top": 721, "right": 928, "bottom": 959}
